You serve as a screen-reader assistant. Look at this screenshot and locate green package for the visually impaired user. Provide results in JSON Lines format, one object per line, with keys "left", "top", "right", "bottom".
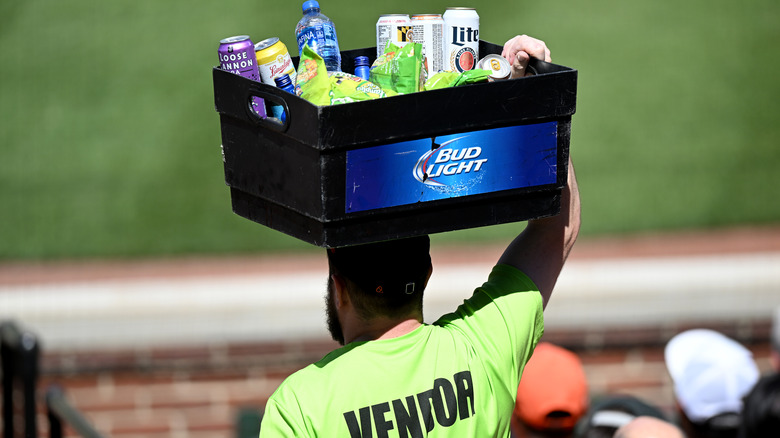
{"left": 369, "top": 42, "right": 425, "bottom": 94}
{"left": 295, "top": 44, "right": 332, "bottom": 106}
{"left": 423, "top": 69, "right": 492, "bottom": 91}
{"left": 329, "top": 72, "right": 396, "bottom": 104}
{"left": 296, "top": 44, "right": 396, "bottom": 106}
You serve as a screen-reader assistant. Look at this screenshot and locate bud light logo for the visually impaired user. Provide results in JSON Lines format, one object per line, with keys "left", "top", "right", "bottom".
{"left": 413, "top": 137, "right": 487, "bottom": 188}
{"left": 345, "top": 122, "right": 559, "bottom": 213}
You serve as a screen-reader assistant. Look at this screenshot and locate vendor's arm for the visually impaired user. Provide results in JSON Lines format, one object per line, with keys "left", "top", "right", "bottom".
{"left": 497, "top": 155, "right": 581, "bottom": 309}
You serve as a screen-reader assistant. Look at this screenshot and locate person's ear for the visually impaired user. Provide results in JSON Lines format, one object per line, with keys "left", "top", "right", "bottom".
{"left": 424, "top": 264, "right": 433, "bottom": 287}
{"left": 331, "top": 273, "right": 349, "bottom": 308}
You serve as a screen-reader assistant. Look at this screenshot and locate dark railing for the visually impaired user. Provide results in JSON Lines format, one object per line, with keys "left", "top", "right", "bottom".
{"left": 46, "top": 386, "right": 106, "bottom": 438}
{"left": 3, "top": 319, "right": 262, "bottom": 438}
{"left": 1, "top": 320, "right": 39, "bottom": 438}
{"left": 2, "top": 320, "right": 108, "bottom": 438}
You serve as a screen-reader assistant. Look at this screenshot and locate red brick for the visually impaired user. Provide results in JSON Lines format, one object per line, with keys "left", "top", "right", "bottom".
{"left": 110, "top": 371, "right": 176, "bottom": 386}
{"left": 99, "top": 410, "right": 174, "bottom": 436}
{"left": 579, "top": 348, "right": 629, "bottom": 365}
{"left": 227, "top": 341, "right": 287, "bottom": 357}
{"left": 187, "top": 369, "right": 249, "bottom": 383}
{"left": 148, "top": 345, "right": 213, "bottom": 362}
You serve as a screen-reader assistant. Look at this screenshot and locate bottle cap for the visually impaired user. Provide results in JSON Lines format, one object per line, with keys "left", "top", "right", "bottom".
{"left": 355, "top": 56, "right": 369, "bottom": 67}
{"left": 274, "top": 74, "right": 292, "bottom": 88}
{"left": 302, "top": 0, "right": 319, "bottom": 12}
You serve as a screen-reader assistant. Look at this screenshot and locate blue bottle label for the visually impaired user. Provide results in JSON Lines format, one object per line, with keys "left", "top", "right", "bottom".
{"left": 297, "top": 23, "right": 338, "bottom": 52}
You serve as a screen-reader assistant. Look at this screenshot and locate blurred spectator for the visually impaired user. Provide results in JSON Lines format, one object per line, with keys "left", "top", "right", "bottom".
{"left": 614, "top": 416, "right": 685, "bottom": 438}
{"left": 665, "top": 329, "right": 760, "bottom": 438}
{"left": 511, "top": 342, "right": 589, "bottom": 437}
{"left": 738, "top": 372, "right": 780, "bottom": 438}
{"left": 573, "top": 394, "right": 669, "bottom": 438}
{"left": 771, "top": 307, "right": 780, "bottom": 371}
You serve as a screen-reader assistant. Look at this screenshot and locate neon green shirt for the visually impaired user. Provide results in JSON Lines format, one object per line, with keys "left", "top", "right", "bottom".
{"left": 259, "top": 264, "right": 544, "bottom": 437}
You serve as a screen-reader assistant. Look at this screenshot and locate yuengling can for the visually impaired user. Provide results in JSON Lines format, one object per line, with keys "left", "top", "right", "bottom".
{"left": 255, "top": 37, "right": 297, "bottom": 86}
{"left": 218, "top": 35, "right": 266, "bottom": 118}
{"left": 376, "top": 14, "right": 412, "bottom": 57}
{"left": 411, "top": 14, "right": 445, "bottom": 74}
{"left": 443, "top": 8, "right": 479, "bottom": 72}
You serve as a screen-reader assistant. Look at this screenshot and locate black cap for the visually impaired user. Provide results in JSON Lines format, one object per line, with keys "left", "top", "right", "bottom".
{"left": 574, "top": 395, "right": 668, "bottom": 437}
{"left": 327, "top": 236, "right": 431, "bottom": 295}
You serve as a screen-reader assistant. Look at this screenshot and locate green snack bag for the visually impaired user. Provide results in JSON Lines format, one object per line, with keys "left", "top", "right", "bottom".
{"left": 295, "top": 44, "right": 331, "bottom": 106}
{"left": 451, "top": 69, "right": 491, "bottom": 86}
{"left": 393, "top": 42, "right": 424, "bottom": 94}
{"left": 423, "top": 69, "right": 491, "bottom": 91}
{"left": 328, "top": 72, "right": 396, "bottom": 105}
{"left": 369, "top": 42, "right": 424, "bottom": 94}
{"left": 369, "top": 43, "right": 400, "bottom": 92}
{"left": 423, "top": 72, "right": 460, "bottom": 90}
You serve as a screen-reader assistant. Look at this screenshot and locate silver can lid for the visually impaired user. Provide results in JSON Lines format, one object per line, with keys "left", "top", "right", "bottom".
{"left": 220, "top": 35, "right": 251, "bottom": 44}
{"left": 477, "top": 54, "right": 511, "bottom": 80}
{"left": 254, "top": 37, "right": 280, "bottom": 51}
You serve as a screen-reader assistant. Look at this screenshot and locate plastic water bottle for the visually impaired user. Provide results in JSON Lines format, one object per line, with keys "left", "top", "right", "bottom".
{"left": 354, "top": 56, "right": 370, "bottom": 80}
{"left": 295, "top": 0, "right": 342, "bottom": 72}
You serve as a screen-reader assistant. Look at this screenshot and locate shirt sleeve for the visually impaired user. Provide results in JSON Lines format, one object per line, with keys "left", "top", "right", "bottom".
{"left": 434, "top": 264, "right": 545, "bottom": 391}
{"left": 259, "top": 391, "right": 308, "bottom": 437}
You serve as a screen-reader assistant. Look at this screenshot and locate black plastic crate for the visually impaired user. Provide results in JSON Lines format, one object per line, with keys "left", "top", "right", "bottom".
{"left": 212, "top": 40, "right": 577, "bottom": 248}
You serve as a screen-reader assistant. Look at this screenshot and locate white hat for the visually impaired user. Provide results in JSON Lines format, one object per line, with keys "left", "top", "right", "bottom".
{"left": 664, "top": 329, "right": 760, "bottom": 423}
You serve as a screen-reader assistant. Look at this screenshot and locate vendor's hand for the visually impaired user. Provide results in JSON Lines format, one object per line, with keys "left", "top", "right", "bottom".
{"left": 501, "top": 35, "right": 551, "bottom": 79}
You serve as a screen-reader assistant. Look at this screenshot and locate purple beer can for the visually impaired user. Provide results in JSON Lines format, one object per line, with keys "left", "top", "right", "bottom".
{"left": 218, "top": 35, "right": 267, "bottom": 118}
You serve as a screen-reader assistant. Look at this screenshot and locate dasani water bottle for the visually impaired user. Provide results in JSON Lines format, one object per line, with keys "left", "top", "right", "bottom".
{"left": 295, "top": 0, "right": 342, "bottom": 72}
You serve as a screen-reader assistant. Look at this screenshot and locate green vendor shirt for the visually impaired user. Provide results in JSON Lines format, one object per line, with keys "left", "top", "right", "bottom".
{"left": 259, "top": 264, "right": 545, "bottom": 438}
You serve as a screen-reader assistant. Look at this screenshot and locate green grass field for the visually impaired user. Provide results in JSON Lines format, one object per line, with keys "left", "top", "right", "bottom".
{"left": 1, "top": 0, "right": 778, "bottom": 260}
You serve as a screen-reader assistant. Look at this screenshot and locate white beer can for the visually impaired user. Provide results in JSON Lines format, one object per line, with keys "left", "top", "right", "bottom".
{"left": 411, "top": 14, "right": 445, "bottom": 74}
{"left": 376, "top": 14, "right": 413, "bottom": 58}
{"left": 443, "top": 7, "right": 479, "bottom": 72}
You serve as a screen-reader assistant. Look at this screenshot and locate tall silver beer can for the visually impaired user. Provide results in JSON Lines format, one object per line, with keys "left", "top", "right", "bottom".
{"left": 376, "top": 14, "right": 412, "bottom": 58}
{"left": 411, "top": 14, "right": 445, "bottom": 74}
{"left": 443, "top": 7, "right": 479, "bottom": 72}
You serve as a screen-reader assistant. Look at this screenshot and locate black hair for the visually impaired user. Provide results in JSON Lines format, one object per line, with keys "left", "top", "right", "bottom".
{"left": 326, "top": 236, "right": 431, "bottom": 320}
{"left": 574, "top": 395, "right": 668, "bottom": 438}
{"left": 739, "top": 372, "right": 780, "bottom": 438}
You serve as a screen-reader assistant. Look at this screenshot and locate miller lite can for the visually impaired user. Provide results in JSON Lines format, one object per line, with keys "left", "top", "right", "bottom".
{"left": 376, "top": 14, "right": 413, "bottom": 58}
{"left": 218, "top": 35, "right": 266, "bottom": 118}
{"left": 443, "top": 7, "right": 479, "bottom": 72}
{"left": 255, "top": 37, "right": 297, "bottom": 87}
{"left": 412, "top": 14, "right": 445, "bottom": 74}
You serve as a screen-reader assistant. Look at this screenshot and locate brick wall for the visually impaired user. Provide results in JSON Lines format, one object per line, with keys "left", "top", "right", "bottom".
{"left": 16, "top": 318, "right": 772, "bottom": 438}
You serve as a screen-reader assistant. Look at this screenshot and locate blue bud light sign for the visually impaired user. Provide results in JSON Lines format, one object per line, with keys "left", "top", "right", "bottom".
{"left": 345, "top": 121, "right": 558, "bottom": 213}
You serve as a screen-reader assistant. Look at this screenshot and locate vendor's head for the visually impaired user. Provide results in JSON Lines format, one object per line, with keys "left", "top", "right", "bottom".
{"left": 325, "top": 235, "right": 432, "bottom": 344}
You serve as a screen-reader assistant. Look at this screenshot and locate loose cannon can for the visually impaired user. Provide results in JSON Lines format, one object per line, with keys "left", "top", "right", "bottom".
{"left": 218, "top": 35, "right": 266, "bottom": 118}
{"left": 443, "top": 8, "right": 479, "bottom": 72}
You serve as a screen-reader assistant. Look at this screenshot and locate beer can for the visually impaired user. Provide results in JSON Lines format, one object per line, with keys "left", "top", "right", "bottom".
{"left": 255, "top": 37, "right": 297, "bottom": 86}
{"left": 376, "top": 14, "right": 412, "bottom": 58}
{"left": 411, "top": 14, "right": 445, "bottom": 74}
{"left": 218, "top": 35, "right": 266, "bottom": 118}
{"left": 443, "top": 7, "right": 479, "bottom": 72}
{"left": 477, "top": 54, "right": 511, "bottom": 81}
